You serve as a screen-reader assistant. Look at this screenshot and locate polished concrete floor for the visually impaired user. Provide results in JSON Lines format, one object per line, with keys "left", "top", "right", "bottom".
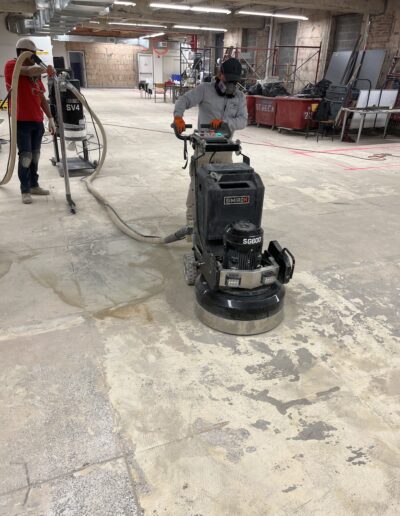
{"left": 0, "top": 89, "right": 399, "bottom": 515}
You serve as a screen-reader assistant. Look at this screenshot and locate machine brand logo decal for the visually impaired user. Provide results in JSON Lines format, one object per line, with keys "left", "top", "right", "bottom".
{"left": 243, "top": 237, "right": 262, "bottom": 245}
{"left": 224, "top": 195, "right": 250, "bottom": 205}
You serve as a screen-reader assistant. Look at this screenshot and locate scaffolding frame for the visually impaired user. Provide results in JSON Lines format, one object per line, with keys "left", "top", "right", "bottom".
{"left": 176, "top": 42, "right": 322, "bottom": 94}
{"left": 272, "top": 43, "right": 322, "bottom": 92}
{"left": 179, "top": 43, "right": 212, "bottom": 88}
{"left": 221, "top": 43, "right": 321, "bottom": 93}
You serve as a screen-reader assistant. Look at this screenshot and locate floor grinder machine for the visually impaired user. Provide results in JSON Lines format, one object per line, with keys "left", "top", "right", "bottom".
{"left": 173, "top": 124, "right": 295, "bottom": 335}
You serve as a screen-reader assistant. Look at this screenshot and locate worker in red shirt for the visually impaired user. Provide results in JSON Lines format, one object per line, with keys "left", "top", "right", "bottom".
{"left": 4, "top": 38, "right": 56, "bottom": 204}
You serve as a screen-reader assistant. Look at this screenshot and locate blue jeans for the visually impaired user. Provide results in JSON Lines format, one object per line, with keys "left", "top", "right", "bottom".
{"left": 17, "top": 121, "right": 45, "bottom": 194}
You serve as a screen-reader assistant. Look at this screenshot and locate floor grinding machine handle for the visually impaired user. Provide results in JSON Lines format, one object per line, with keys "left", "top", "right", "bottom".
{"left": 171, "top": 123, "right": 193, "bottom": 168}
{"left": 171, "top": 123, "right": 193, "bottom": 140}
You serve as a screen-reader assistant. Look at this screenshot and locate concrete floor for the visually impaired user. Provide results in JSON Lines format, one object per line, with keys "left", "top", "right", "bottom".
{"left": 0, "top": 89, "right": 400, "bottom": 515}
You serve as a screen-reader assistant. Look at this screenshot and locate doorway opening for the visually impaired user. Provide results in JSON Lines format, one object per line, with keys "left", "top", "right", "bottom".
{"left": 68, "top": 51, "right": 87, "bottom": 88}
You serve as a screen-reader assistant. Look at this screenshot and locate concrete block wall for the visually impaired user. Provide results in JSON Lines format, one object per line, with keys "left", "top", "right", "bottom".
{"left": 224, "top": 29, "right": 242, "bottom": 49}
{"left": 367, "top": 0, "right": 400, "bottom": 87}
{"left": 333, "top": 14, "right": 363, "bottom": 51}
{"left": 295, "top": 13, "right": 333, "bottom": 90}
{"left": 255, "top": 28, "right": 270, "bottom": 80}
{"left": 367, "top": 14, "right": 395, "bottom": 49}
{"left": 367, "top": 0, "right": 400, "bottom": 58}
{"left": 223, "top": 27, "right": 270, "bottom": 80}
{"left": 66, "top": 41, "right": 150, "bottom": 88}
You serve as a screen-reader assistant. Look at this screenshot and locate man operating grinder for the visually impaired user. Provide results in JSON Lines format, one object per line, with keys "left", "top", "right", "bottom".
{"left": 173, "top": 58, "right": 247, "bottom": 229}
{"left": 4, "top": 38, "right": 56, "bottom": 204}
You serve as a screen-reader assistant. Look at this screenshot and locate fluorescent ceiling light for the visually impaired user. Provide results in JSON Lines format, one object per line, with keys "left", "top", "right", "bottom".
{"left": 150, "top": 3, "right": 230, "bottom": 14}
{"left": 109, "top": 21, "right": 167, "bottom": 27}
{"left": 89, "top": 21, "right": 100, "bottom": 24}
{"left": 113, "top": 1, "right": 136, "bottom": 6}
{"left": 144, "top": 32, "right": 165, "bottom": 38}
{"left": 191, "top": 6, "right": 230, "bottom": 14}
{"left": 136, "top": 23, "right": 167, "bottom": 27}
{"left": 237, "top": 10, "right": 308, "bottom": 21}
{"left": 151, "top": 3, "right": 189, "bottom": 11}
{"left": 174, "top": 25, "right": 227, "bottom": 32}
{"left": 109, "top": 21, "right": 134, "bottom": 25}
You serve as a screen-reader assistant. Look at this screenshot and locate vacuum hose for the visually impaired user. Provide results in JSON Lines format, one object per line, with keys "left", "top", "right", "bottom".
{"left": 68, "top": 83, "right": 190, "bottom": 245}
{"left": 0, "top": 51, "right": 34, "bottom": 185}
{"left": 1, "top": 57, "right": 188, "bottom": 244}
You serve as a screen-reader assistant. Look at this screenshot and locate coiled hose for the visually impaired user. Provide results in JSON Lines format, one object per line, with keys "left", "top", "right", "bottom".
{"left": 68, "top": 83, "right": 188, "bottom": 244}
{"left": 0, "top": 51, "right": 34, "bottom": 185}
{"left": 1, "top": 63, "right": 187, "bottom": 244}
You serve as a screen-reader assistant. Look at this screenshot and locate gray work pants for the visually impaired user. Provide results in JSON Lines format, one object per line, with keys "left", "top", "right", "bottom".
{"left": 186, "top": 149, "right": 232, "bottom": 226}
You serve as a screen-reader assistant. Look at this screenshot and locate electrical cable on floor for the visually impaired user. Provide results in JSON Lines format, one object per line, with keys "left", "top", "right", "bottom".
{"left": 73, "top": 132, "right": 103, "bottom": 161}
{"left": 238, "top": 140, "right": 400, "bottom": 162}
{"left": 99, "top": 121, "right": 400, "bottom": 163}
{"left": 101, "top": 121, "right": 174, "bottom": 135}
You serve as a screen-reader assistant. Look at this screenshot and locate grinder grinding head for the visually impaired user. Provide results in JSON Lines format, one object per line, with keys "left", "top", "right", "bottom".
{"left": 194, "top": 275, "right": 285, "bottom": 336}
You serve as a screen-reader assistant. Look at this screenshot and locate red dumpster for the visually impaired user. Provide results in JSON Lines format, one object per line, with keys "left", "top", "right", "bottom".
{"left": 255, "top": 96, "right": 278, "bottom": 127}
{"left": 275, "top": 97, "right": 321, "bottom": 130}
{"left": 246, "top": 95, "right": 256, "bottom": 125}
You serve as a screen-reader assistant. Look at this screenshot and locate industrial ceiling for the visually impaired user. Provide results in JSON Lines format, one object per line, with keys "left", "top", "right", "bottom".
{"left": 0, "top": 0, "right": 387, "bottom": 37}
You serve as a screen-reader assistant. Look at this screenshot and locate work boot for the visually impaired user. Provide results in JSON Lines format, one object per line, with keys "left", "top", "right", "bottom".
{"left": 22, "top": 193, "right": 32, "bottom": 204}
{"left": 31, "top": 186, "right": 50, "bottom": 195}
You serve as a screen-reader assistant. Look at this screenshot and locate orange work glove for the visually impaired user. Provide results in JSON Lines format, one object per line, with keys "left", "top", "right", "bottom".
{"left": 174, "top": 116, "right": 186, "bottom": 134}
{"left": 210, "top": 119, "right": 223, "bottom": 129}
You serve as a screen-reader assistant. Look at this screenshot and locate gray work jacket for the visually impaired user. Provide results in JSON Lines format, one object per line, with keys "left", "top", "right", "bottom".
{"left": 174, "top": 81, "right": 248, "bottom": 134}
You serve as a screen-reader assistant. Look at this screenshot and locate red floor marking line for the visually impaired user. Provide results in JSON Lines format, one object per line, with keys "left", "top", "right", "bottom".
{"left": 290, "top": 149, "right": 347, "bottom": 169}
{"left": 344, "top": 163, "right": 400, "bottom": 171}
{"left": 324, "top": 144, "right": 400, "bottom": 153}
{"left": 287, "top": 148, "right": 395, "bottom": 170}
{"left": 291, "top": 150, "right": 312, "bottom": 157}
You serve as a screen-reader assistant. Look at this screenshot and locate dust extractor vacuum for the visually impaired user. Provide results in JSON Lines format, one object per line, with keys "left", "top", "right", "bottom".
{"left": 173, "top": 124, "right": 295, "bottom": 335}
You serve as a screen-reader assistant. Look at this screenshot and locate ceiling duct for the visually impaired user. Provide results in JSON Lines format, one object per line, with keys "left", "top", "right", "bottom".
{"left": 6, "top": 0, "right": 112, "bottom": 35}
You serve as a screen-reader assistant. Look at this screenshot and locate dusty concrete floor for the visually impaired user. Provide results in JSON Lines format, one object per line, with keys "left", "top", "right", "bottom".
{"left": 0, "top": 89, "right": 400, "bottom": 515}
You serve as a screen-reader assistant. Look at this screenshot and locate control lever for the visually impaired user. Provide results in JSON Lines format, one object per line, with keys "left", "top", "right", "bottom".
{"left": 171, "top": 123, "right": 193, "bottom": 169}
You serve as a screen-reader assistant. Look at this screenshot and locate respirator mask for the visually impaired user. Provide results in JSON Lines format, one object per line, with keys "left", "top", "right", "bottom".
{"left": 216, "top": 79, "right": 237, "bottom": 98}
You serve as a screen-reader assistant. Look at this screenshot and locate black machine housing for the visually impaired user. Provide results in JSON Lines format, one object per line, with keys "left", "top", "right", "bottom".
{"left": 48, "top": 73, "right": 96, "bottom": 177}
{"left": 179, "top": 125, "right": 295, "bottom": 334}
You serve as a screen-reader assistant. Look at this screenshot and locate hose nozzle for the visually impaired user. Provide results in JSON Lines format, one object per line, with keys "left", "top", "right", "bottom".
{"left": 163, "top": 225, "right": 192, "bottom": 244}
{"left": 31, "top": 53, "right": 46, "bottom": 68}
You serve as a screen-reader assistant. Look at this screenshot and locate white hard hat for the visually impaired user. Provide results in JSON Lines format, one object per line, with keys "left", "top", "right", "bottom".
{"left": 16, "top": 38, "right": 41, "bottom": 52}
